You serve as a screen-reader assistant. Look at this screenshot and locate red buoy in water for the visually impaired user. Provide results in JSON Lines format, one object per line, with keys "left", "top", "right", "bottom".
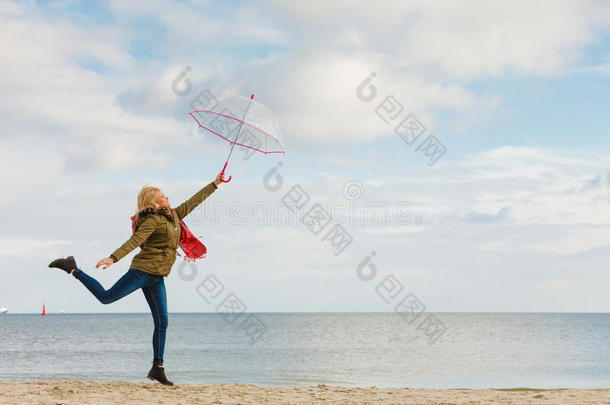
{"left": 41, "top": 303, "right": 47, "bottom": 316}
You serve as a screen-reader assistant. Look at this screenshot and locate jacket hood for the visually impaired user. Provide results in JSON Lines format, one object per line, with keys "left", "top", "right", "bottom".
{"left": 135, "top": 207, "right": 175, "bottom": 228}
{"left": 138, "top": 207, "right": 175, "bottom": 218}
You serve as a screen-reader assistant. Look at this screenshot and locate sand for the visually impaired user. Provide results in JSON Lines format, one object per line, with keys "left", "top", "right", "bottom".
{"left": 0, "top": 381, "right": 609, "bottom": 404}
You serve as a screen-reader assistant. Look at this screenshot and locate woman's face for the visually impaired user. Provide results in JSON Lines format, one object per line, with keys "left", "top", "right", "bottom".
{"left": 156, "top": 191, "right": 170, "bottom": 209}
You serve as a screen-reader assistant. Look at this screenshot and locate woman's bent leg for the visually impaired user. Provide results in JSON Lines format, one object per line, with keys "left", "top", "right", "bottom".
{"left": 142, "top": 279, "right": 168, "bottom": 366}
{"left": 73, "top": 268, "right": 146, "bottom": 305}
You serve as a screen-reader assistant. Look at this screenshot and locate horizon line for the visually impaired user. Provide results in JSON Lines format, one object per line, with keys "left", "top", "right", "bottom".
{"left": 3, "top": 311, "right": 610, "bottom": 315}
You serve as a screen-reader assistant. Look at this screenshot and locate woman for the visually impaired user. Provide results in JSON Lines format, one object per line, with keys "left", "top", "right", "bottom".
{"left": 48, "top": 172, "right": 225, "bottom": 386}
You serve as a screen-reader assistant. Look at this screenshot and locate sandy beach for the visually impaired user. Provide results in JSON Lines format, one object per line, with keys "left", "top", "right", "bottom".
{"left": 0, "top": 381, "right": 609, "bottom": 404}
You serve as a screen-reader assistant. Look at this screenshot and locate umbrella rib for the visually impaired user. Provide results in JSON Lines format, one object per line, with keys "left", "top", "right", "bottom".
{"left": 224, "top": 97, "right": 255, "bottom": 164}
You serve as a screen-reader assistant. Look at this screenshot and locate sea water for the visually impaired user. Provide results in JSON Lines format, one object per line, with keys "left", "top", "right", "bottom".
{"left": 0, "top": 313, "right": 608, "bottom": 388}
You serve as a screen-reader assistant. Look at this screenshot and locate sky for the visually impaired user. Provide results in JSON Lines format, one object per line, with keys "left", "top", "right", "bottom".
{"left": 1, "top": 0, "right": 610, "bottom": 313}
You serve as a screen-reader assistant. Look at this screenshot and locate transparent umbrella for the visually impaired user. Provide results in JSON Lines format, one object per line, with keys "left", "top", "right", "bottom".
{"left": 189, "top": 94, "right": 285, "bottom": 182}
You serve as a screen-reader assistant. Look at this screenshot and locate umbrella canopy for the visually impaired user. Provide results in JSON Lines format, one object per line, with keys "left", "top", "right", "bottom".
{"left": 190, "top": 94, "right": 284, "bottom": 181}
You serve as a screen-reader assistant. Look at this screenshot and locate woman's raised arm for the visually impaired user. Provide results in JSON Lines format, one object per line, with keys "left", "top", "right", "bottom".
{"left": 174, "top": 172, "right": 224, "bottom": 220}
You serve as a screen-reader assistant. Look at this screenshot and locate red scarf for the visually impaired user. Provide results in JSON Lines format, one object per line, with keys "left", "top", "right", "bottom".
{"left": 130, "top": 208, "right": 207, "bottom": 261}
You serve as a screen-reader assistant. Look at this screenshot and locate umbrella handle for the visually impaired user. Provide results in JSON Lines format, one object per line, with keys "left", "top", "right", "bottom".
{"left": 221, "top": 162, "right": 232, "bottom": 183}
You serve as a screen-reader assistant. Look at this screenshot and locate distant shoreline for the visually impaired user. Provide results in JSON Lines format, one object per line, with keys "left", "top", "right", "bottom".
{"left": 1, "top": 381, "right": 608, "bottom": 404}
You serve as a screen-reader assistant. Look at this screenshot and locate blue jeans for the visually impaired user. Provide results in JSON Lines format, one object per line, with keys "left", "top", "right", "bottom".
{"left": 73, "top": 268, "right": 168, "bottom": 366}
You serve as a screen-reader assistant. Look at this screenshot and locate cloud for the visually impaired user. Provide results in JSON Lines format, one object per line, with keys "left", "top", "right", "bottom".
{"left": 266, "top": 0, "right": 610, "bottom": 79}
{"left": 3, "top": 142, "right": 610, "bottom": 312}
{"left": 0, "top": 237, "right": 75, "bottom": 257}
{"left": 208, "top": 47, "right": 495, "bottom": 145}
{"left": 108, "top": 0, "right": 287, "bottom": 53}
{"left": 0, "top": 2, "right": 225, "bottom": 174}
{"left": 398, "top": 1, "right": 610, "bottom": 78}
{"left": 465, "top": 206, "right": 512, "bottom": 224}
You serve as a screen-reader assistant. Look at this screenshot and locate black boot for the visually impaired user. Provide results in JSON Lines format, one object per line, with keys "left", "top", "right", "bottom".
{"left": 48, "top": 256, "right": 77, "bottom": 274}
{"left": 147, "top": 365, "right": 174, "bottom": 386}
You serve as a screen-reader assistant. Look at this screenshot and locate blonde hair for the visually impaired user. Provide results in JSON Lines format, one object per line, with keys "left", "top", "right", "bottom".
{"left": 137, "top": 185, "right": 161, "bottom": 213}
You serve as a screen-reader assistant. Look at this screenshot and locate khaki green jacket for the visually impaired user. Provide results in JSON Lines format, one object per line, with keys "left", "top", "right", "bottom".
{"left": 109, "top": 182, "right": 218, "bottom": 277}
